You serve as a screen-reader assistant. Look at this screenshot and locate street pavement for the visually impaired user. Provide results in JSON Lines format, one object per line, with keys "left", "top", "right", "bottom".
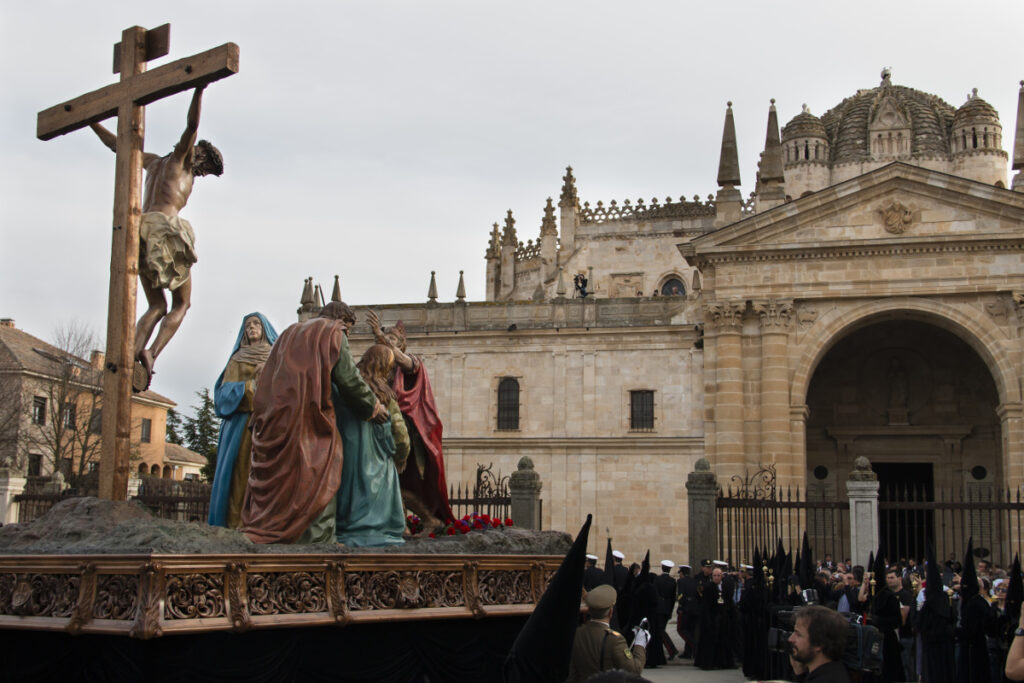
{"left": 635, "top": 617, "right": 750, "bottom": 683}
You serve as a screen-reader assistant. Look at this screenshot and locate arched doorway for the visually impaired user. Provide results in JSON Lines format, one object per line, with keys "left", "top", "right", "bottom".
{"left": 805, "top": 318, "right": 1001, "bottom": 561}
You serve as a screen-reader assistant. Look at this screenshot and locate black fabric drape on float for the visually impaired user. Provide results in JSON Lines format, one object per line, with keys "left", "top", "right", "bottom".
{"left": 0, "top": 616, "right": 528, "bottom": 683}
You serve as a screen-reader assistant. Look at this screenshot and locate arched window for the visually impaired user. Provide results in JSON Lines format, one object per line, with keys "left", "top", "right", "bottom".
{"left": 497, "top": 377, "right": 520, "bottom": 430}
{"left": 162, "top": 465, "right": 172, "bottom": 479}
{"left": 660, "top": 278, "right": 686, "bottom": 297}
{"left": 150, "top": 464, "right": 159, "bottom": 476}
{"left": 138, "top": 463, "right": 147, "bottom": 474}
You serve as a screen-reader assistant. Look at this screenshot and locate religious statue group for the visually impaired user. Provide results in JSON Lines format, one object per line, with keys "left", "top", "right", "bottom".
{"left": 206, "top": 303, "right": 454, "bottom": 546}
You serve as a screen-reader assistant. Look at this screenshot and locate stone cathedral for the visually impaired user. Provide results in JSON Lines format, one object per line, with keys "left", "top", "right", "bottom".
{"left": 308, "top": 70, "right": 1024, "bottom": 563}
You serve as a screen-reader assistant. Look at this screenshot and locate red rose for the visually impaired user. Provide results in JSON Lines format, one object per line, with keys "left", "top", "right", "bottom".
{"left": 428, "top": 532, "right": 436, "bottom": 538}
{"left": 505, "top": 518, "right": 514, "bottom": 526}
{"left": 446, "top": 527, "right": 456, "bottom": 535}
{"left": 491, "top": 518, "right": 500, "bottom": 528}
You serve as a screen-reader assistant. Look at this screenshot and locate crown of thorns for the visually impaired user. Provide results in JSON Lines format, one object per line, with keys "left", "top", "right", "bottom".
{"left": 195, "top": 139, "right": 224, "bottom": 176}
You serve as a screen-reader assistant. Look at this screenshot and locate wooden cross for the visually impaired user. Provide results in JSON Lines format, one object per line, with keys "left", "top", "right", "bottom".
{"left": 37, "top": 25, "right": 238, "bottom": 501}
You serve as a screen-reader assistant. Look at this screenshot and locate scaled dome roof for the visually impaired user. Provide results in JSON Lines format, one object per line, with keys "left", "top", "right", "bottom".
{"left": 781, "top": 105, "right": 827, "bottom": 140}
{"left": 953, "top": 89, "right": 1000, "bottom": 128}
{"left": 819, "top": 82, "right": 955, "bottom": 163}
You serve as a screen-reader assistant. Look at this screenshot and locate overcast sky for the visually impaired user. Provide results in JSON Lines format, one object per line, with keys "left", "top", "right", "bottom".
{"left": 3, "top": 1, "right": 1023, "bottom": 413}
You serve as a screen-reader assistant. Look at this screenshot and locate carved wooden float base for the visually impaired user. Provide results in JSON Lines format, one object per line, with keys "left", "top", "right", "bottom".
{"left": 0, "top": 553, "right": 559, "bottom": 639}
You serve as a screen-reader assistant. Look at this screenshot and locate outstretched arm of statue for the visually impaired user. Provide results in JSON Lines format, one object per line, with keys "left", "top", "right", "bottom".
{"left": 90, "top": 121, "right": 161, "bottom": 165}
{"left": 173, "top": 85, "right": 205, "bottom": 162}
{"left": 366, "top": 310, "right": 386, "bottom": 344}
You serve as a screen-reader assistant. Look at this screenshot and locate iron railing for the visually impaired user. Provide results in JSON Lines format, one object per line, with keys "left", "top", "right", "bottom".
{"left": 448, "top": 463, "right": 520, "bottom": 523}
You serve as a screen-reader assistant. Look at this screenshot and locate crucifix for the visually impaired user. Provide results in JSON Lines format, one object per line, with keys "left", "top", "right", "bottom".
{"left": 37, "top": 25, "right": 238, "bottom": 500}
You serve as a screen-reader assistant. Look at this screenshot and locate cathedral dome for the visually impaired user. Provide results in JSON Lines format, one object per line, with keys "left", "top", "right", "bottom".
{"left": 819, "top": 72, "right": 955, "bottom": 163}
{"left": 781, "top": 105, "right": 827, "bottom": 141}
{"left": 953, "top": 89, "right": 1000, "bottom": 128}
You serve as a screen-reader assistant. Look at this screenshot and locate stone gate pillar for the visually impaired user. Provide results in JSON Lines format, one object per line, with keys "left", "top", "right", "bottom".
{"left": 754, "top": 299, "right": 794, "bottom": 483}
{"left": 687, "top": 458, "right": 718, "bottom": 568}
{"left": 0, "top": 468, "right": 26, "bottom": 525}
{"left": 706, "top": 301, "right": 746, "bottom": 479}
{"left": 847, "top": 456, "right": 879, "bottom": 567}
{"left": 509, "top": 456, "right": 542, "bottom": 530}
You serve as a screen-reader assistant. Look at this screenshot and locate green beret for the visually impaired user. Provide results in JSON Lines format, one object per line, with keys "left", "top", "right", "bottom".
{"left": 585, "top": 584, "right": 617, "bottom": 610}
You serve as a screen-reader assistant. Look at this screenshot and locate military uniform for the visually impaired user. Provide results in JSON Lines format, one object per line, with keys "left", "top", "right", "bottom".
{"left": 566, "top": 619, "right": 647, "bottom": 682}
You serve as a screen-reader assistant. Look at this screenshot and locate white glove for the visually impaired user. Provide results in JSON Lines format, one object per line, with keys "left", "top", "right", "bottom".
{"left": 632, "top": 628, "right": 651, "bottom": 649}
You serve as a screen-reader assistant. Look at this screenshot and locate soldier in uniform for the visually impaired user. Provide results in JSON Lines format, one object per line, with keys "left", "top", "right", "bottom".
{"left": 566, "top": 585, "right": 650, "bottom": 682}
{"left": 583, "top": 554, "right": 606, "bottom": 591}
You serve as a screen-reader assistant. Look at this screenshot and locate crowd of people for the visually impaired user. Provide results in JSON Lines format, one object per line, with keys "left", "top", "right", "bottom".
{"left": 572, "top": 538, "right": 1024, "bottom": 683}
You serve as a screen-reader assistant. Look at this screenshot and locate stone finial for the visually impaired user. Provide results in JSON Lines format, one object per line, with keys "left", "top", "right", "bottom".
{"left": 802, "top": 103, "right": 810, "bottom": 114}
{"left": 501, "top": 210, "right": 518, "bottom": 247}
{"left": 849, "top": 456, "right": 878, "bottom": 481}
{"left": 880, "top": 67, "right": 892, "bottom": 86}
{"left": 540, "top": 197, "right": 558, "bottom": 236}
{"left": 518, "top": 456, "right": 535, "bottom": 470}
{"left": 760, "top": 99, "right": 784, "bottom": 184}
{"left": 486, "top": 222, "right": 501, "bottom": 259}
{"left": 301, "top": 277, "right": 314, "bottom": 306}
{"left": 559, "top": 165, "right": 579, "bottom": 209}
{"left": 331, "top": 275, "right": 342, "bottom": 303}
{"left": 427, "top": 271, "right": 438, "bottom": 303}
{"left": 717, "top": 102, "right": 741, "bottom": 188}
{"left": 456, "top": 270, "right": 466, "bottom": 302}
{"left": 694, "top": 457, "right": 711, "bottom": 472}
{"left": 1013, "top": 80, "right": 1024, "bottom": 171}
{"left": 313, "top": 284, "right": 324, "bottom": 308}
{"left": 555, "top": 266, "right": 567, "bottom": 298}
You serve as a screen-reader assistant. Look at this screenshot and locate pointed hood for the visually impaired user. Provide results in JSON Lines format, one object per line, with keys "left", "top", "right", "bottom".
{"left": 1007, "top": 554, "right": 1023, "bottom": 626}
{"left": 799, "top": 531, "right": 814, "bottom": 589}
{"left": 717, "top": 102, "right": 741, "bottom": 187}
{"left": 924, "top": 541, "right": 945, "bottom": 603}
{"left": 1014, "top": 80, "right": 1024, "bottom": 171}
{"left": 960, "top": 538, "right": 979, "bottom": 601}
{"left": 503, "top": 514, "right": 592, "bottom": 683}
{"left": 873, "top": 544, "right": 886, "bottom": 594}
{"left": 760, "top": 99, "right": 785, "bottom": 183}
{"left": 603, "top": 537, "right": 615, "bottom": 586}
{"left": 640, "top": 550, "right": 651, "bottom": 582}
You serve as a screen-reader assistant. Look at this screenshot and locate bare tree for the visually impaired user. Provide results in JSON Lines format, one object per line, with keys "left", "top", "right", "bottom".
{"left": 17, "top": 321, "right": 104, "bottom": 484}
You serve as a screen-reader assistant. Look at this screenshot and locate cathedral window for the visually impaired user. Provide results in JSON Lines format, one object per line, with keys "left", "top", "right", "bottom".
{"left": 497, "top": 377, "right": 520, "bottom": 430}
{"left": 660, "top": 278, "right": 686, "bottom": 297}
{"left": 972, "top": 128, "right": 978, "bottom": 149}
{"left": 629, "top": 391, "right": 655, "bottom": 431}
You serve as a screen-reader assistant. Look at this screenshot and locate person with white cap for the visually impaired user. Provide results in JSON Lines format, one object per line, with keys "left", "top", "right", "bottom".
{"left": 584, "top": 554, "right": 606, "bottom": 591}
{"left": 676, "top": 564, "right": 699, "bottom": 659}
{"left": 654, "top": 560, "right": 679, "bottom": 662}
{"left": 566, "top": 585, "right": 649, "bottom": 682}
{"left": 611, "top": 550, "right": 628, "bottom": 592}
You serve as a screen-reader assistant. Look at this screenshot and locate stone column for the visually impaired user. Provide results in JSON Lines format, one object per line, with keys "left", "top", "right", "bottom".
{"left": 753, "top": 299, "right": 794, "bottom": 482}
{"left": 705, "top": 301, "right": 746, "bottom": 478}
{"left": 509, "top": 456, "right": 543, "bottom": 530}
{"left": 687, "top": 458, "right": 718, "bottom": 568}
{"left": 0, "top": 468, "right": 26, "bottom": 525}
{"left": 847, "top": 456, "right": 879, "bottom": 567}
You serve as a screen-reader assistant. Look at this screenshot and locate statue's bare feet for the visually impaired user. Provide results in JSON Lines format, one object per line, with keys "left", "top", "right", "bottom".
{"left": 132, "top": 350, "right": 154, "bottom": 393}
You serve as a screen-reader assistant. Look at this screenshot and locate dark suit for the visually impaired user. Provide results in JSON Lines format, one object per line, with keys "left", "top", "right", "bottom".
{"left": 676, "top": 575, "right": 700, "bottom": 656}
{"left": 583, "top": 565, "right": 606, "bottom": 591}
{"left": 654, "top": 572, "right": 678, "bottom": 659}
{"left": 694, "top": 579, "right": 736, "bottom": 670}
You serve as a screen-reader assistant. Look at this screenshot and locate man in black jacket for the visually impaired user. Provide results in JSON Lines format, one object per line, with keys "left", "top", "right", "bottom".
{"left": 676, "top": 565, "right": 700, "bottom": 658}
{"left": 788, "top": 605, "right": 852, "bottom": 683}
{"left": 653, "top": 560, "right": 678, "bottom": 662}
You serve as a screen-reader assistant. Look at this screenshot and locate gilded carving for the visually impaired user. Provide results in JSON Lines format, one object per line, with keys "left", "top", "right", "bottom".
{"left": 463, "top": 561, "right": 485, "bottom": 618}
{"left": 478, "top": 570, "right": 532, "bottom": 605}
{"left": 68, "top": 563, "right": 96, "bottom": 633}
{"left": 225, "top": 562, "right": 250, "bottom": 631}
{"left": 130, "top": 563, "right": 164, "bottom": 639}
{"left": 327, "top": 561, "right": 348, "bottom": 624}
{"left": 704, "top": 301, "right": 745, "bottom": 331}
{"left": 164, "top": 573, "right": 225, "bottom": 620}
{"left": 248, "top": 571, "right": 327, "bottom": 616}
{"left": 752, "top": 299, "right": 794, "bottom": 330}
{"left": 877, "top": 201, "right": 916, "bottom": 234}
{"left": 94, "top": 574, "right": 139, "bottom": 620}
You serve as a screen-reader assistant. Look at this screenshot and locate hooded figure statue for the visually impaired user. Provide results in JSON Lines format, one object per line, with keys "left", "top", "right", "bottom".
{"left": 957, "top": 538, "right": 993, "bottom": 683}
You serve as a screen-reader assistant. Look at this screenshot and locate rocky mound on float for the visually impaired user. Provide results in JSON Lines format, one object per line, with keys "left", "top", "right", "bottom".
{"left": 0, "top": 497, "right": 571, "bottom": 556}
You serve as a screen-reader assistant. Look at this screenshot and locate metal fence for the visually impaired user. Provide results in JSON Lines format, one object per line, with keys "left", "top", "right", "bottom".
{"left": 448, "top": 463, "right": 519, "bottom": 523}
{"left": 878, "top": 482, "right": 1024, "bottom": 567}
{"left": 716, "top": 464, "right": 848, "bottom": 567}
{"left": 134, "top": 476, "right": 212, "bottom": 522}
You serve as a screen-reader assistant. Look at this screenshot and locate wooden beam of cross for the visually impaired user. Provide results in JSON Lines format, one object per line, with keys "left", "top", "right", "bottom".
{"left": 37, "top": 25, "right": 238, "bottom": 501}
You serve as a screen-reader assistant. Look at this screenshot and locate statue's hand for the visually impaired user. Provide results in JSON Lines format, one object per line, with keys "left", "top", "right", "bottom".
{"left": 370, "top": 401, "right": 389, "bottom": 423}
{"left": 366, "top": 310, "right": 385, "bottom": 341}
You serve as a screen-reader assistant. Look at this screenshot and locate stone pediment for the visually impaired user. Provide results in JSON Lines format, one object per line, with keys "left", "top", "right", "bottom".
{"left": 680, "top": 163, "right": 1024, "bottom": 268}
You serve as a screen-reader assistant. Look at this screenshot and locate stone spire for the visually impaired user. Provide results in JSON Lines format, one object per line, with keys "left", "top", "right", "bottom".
{"left": 486, "top": 222, "right": 501, "bottom": 259}
{"left": 540, "top": 197, "right": 558, "bottom": 236}
{"left": 501, "top": 210, "right": 518, "bottom": 246}
{"left": 714, "top": 102, "right": 744, "bottom": 227}
{"left": 301, "top": 277, "right": 314, "bottom": 307}
{"left": 1013, "top": 80, "right": 1024, "bottom": 191}
{"left": 331, "top": 275, "right": 342, "bottom": 303}
{"left": 427, "top": 271, "right": 438, "bottom": 303}
{"left": 717, "top": 102, "right": 741, "bottom": 188}
{"left": 559, "top": 166, "right": 578, "bottom": 209}
{"left": 456, "top": 270, "right": 466, "bottom": 302}
{"left": 760, "top": 99, "right": 784, "bottom": 184}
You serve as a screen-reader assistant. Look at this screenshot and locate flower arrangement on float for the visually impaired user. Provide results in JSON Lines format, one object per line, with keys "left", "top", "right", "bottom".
{"left": 407, "top": 512, "right": 514, "bottom": 538}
